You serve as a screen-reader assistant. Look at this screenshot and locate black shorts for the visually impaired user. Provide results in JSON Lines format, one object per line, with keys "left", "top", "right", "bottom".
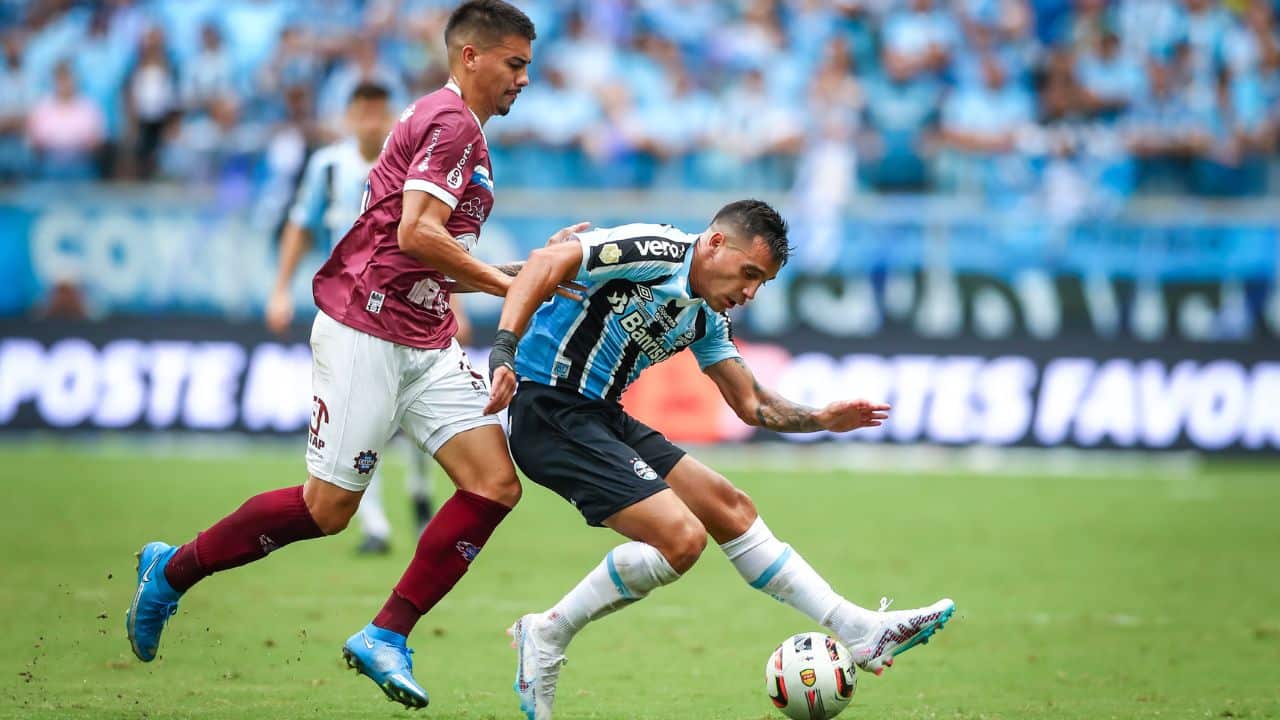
{"left": 507, "top": 381, "right": 686, "bottom": 526}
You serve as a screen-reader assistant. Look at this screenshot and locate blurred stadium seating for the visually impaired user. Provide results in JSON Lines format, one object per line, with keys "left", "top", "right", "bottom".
{"left": 1, "top": 0, "right": 1278, "bottom": 453}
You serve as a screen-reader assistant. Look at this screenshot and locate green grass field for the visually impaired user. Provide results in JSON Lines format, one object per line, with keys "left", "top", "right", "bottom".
{"left": 2, "top": 440, "right": 1278, "bottom": 720}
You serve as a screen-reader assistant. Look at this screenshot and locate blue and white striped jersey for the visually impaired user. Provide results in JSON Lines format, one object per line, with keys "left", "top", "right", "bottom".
{"left": 288, "top": 138, "right": 376, "bottom": 250}
{"left": 515, "top": 223, "right": 741, "bottom": 402}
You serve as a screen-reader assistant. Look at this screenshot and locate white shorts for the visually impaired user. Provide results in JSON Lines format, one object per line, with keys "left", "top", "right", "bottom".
{"left": 305, "top": 310, "right": 500, "bottom": 492}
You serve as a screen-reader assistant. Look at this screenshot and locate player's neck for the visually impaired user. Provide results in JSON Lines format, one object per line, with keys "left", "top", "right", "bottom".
{"left": 449, "top": 76, "right": 491, "bottom": 126}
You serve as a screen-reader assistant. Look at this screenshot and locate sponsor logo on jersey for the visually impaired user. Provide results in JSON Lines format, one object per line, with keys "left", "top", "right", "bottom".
{"left": 620, "top": 310, "right": 676, "bottom": 363}
{"left": 634, "top": 238, "right": 684, "bottom": 259}
{"left": 416, "top": 127, "right": 442, "bottom": 171}
{"left": 366, "top": 290, "right": 385, "bottom": 314}
{"left": 631, "top": 458, "right": 658, "bottom": 481}
{"left": 447, "top": 143, "right": 474, "bottom": 189}
{"left": 458, "top": 196, "right": 487, "bottom": 222}
{"left": 599, "top": 243, "right": 622, "bottom": 264}
{"left": 354, "top": 450, "right": 379, "bottom": 474}
{"left": 454, "top": 232, "right": 478, "bottom": 251}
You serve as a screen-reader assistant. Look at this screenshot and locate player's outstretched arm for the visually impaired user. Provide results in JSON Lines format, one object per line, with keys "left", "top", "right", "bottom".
{"left": 265, "top": 221, "right": 312, "bottom": 335}
{"left": 483, "top": 239, "right": 585, "bottom": 415}
{"left": 704, "top": 357, "right": 890, "bottom": 433}
{"left": 399, "top": 190, "right": 515, "bottom": 297}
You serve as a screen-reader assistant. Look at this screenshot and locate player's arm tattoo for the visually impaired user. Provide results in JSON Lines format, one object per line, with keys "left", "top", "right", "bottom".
{"left": 452, "top": 262, "right": 525, "bottom": 293}
{"left": 729, "top": 358, "right": 823, "bottom": 432}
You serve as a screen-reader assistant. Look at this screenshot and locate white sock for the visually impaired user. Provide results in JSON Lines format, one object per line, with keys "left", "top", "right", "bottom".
{"left": 720, "top": 516, "right": 878, "bottom": 641}
{"left": 355, "top": 467, "right": 391, "bottom": 540}
{"left": 541, "top": 541, "right": 679, "bottom": 647}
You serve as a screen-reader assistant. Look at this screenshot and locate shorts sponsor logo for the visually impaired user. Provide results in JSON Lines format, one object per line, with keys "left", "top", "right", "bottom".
{"left": 354, "top": 450, "right": 379, "bottom": 474}
{"left": 631, "top": 457, "right": 658, "bottom": 481}
{"left": 309, "top": 396, "right": 329, "bottom": 449}
{"left": 599, "top": 243, "right": 622, "bottom": 265}
{"left": 800, "top": 668, "right": 817, "bottom": 687}
{"left": 366, "top": 290, "right": 385, "bottom": 314}
{"left": 456, "top": 541, "right": 480, "bottom": 562}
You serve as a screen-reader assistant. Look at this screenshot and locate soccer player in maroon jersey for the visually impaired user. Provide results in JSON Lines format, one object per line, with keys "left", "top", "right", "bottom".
{"left": 126, "top": 1, "right": 558, "bottom": 709}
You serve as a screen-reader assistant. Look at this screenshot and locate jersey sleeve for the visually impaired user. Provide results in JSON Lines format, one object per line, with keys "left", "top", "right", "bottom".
{"left": 402, "top": 109, "right": 481, "bottom": 210}
{"left": 574, "top": 226, "right": 692, "bottom": 284}
{"left": 690, "top": 308, "right": 741, "bottom": 370}
{"left": 287, "top": 151, "right": 329, "bottom": 235}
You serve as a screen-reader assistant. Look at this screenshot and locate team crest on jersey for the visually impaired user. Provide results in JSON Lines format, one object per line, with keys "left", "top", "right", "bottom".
{"left": 353, "top": 450, "right": 379, "bottom": 474}
{"left": 599, "top": 243, "right": 622, "bottom": 264}
{"left": 631, "top": 458, "right": 658, "bottom": 481}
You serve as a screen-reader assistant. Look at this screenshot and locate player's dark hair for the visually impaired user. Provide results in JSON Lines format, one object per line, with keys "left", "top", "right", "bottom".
{"left": 445, "top": 0, "right": 537, "bottom": 53}
{"left": 349, "top": 81, "right": 390, "bottom": 104}
{"left": 713, "top": 199, "right": 791, "bottom": 266}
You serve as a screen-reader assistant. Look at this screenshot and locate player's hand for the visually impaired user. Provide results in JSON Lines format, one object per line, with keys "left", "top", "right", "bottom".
{"left": 816, "top": 400, "right": 890, "bottom": 433}
{"left": 265, "top": 288, "right": 293, "bottom": 336}
{"left": 485, "top": 365, "right": 516, "bottom": 415}
{"left": 547, "top": 221, "right": 590, "bottom": 247}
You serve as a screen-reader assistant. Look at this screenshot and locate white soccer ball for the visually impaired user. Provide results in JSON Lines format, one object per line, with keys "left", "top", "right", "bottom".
{"left": 765, "top": 632, "right": 857, "bottom": 720}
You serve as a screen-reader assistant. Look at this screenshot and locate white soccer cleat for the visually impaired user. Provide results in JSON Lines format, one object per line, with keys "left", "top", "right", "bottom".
{"left": 508, "top": 613, "right": 567, "bottom": 720}
{"left": 844, "top": 597, "right": 956, "bottom": 676}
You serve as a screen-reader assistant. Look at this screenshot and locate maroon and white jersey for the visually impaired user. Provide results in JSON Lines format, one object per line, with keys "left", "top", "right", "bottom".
{"left": 313, "top": 81, "right": 494, "bottom": 349}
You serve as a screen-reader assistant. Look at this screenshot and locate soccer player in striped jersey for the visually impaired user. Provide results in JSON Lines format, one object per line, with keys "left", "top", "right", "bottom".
{"left": 485, "top": 200, "right": 955, "bottom": 720}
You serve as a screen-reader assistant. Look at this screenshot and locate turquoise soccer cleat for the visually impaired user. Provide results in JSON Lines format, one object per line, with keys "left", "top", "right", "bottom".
{"left": 342, "top": 624, "right": 430, "bottom": 709}
{"left": 125, "top": 541, "right": 182, "bottom": 662}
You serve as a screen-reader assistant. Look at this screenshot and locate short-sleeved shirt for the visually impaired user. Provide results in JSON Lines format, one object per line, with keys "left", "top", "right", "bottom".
{"left": 288, "top": 138, "right": 375, "bottom": 251}
{"left": 313, "top": 80, "right": 494, "bottom": 349}
{"left": 515, "top": 223, "right": 740, "bottom": 402}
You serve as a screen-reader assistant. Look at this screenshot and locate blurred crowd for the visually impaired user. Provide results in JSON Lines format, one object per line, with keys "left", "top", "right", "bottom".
{"left": 2, "top": 0, "right": 1279, "bottom": 216}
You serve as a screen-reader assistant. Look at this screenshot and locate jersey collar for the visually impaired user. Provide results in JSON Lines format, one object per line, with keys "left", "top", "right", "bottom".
{"left": 445, "top": 78, "right": 486, "bottom": 137}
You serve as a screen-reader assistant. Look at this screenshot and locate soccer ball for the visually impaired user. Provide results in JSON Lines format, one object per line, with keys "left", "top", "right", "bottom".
{"left": 765, "top": 632, "right": 857, "bottom": 720}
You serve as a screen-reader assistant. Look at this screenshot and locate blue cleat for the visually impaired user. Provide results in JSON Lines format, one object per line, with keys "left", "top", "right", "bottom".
{"left": 125, "top": 541, "right": 182, "bottom": 662}
{"left": 342, "top": 624, "right": 430, "bottom": 710}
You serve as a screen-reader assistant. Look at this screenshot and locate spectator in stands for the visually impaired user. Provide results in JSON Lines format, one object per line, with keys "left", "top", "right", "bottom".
{"left": 182, "top": 23, "right": 236, "bottom": 115}
{"left": 126, "top": 27, "right": 178, "bottom": 179}
{"left": 1075, "top": 29, "right": 1146, "bottom": 120}
{"left": 700, "top": 68, "right": 804, "bottom": 190}
{"left": 27, "top": 60, "right": 105, "bottom": 181}
{"left": 1125, "top": 53, "right": 1213, "bottom": 192}
{"left": 315, "top": 33, "right": 406, "bottom": 134}
{"left": 74, "top": 7, "right": 134, "bottom": 178}
{"left": 936, "top": 53, "right": 1036, "bottom": 193}
{"left": 255, "top": 25, "right": 323, "bottom": 122}
{"left": 882, "top": 0, "right": 957, "bottom": 83}
{"left": 0, "top": 34, "right": 30, "bottom": 181}
{"left": 860, "top": 45, "right": 940, "bottom": 190}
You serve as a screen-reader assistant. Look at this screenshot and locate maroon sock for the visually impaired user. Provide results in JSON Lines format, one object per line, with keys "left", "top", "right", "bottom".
{"left": 164, "top": 485, "right": 324, "bottom": 593}
{"left": 373, "top": 489, "right": 511, "bottom": 636}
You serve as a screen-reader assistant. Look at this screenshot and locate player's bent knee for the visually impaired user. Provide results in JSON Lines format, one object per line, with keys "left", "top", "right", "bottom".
{"left": 460, "top": 469, "right": 522, "bottom": 508}
{"left": 661, "top": 519, "right": 708, "bottom": 574}
{"left": 303, "top": 476, "right": 362, "bottom": 535}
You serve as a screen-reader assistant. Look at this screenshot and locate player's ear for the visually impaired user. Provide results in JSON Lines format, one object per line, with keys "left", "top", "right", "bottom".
{"left": 461, "top": 44, "right": 478, "bottom": 70}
